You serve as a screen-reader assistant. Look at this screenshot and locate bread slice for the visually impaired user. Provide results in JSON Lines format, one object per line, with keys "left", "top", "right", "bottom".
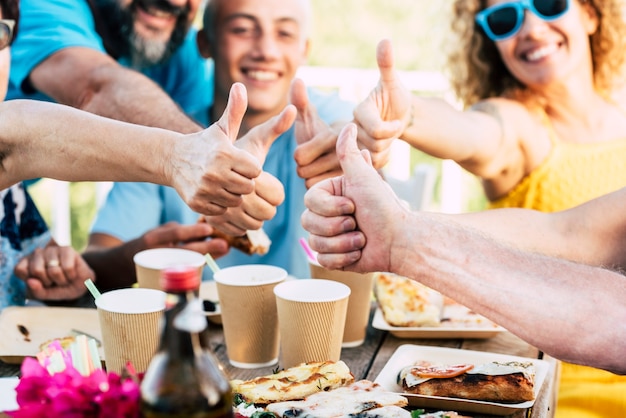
{"left": 400, "top": 361, "right": 536, "bottom": 404}
{"left": 209, "top": 228, "right": 271, "bottom": 255}
{"left": 374, "top": 272, "right": 443, "bottom": 326}
{"left": 266, "top": 380, "right": 409, "bottom": 417}
{"left": 230, "top": 360, "right": 354, "bottom": 404}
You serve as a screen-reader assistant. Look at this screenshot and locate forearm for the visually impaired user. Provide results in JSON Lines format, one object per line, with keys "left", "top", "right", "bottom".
{"left": 436, "top": 190, "right": 626, "bottom": 269}
{"left": 400, "top": 97, "right": 486, "bottom": 161}
{"left": 398, "top": 97, "right": 512, "bottom": 180}
{"left": 77, "top": 65, "right": 202, "bottom": 134}
{"left": 392, "top": 213, "right": 626, "bottom": 374}
{"left": 0, "top": 100, "right": 179, "bottom": 188}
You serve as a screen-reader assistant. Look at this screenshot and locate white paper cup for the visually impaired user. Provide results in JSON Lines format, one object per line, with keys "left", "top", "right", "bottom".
{"left": 214, "top": 265, "right": 287, "bottom": 368}
{"left": 95, "top": 288, "right": 166, "bottom": 374}
{"left": 133, "top": 248, "right": 205, "bottom": 290}
{"left": 274, "top": 279, "right": 350, "bottom": 369}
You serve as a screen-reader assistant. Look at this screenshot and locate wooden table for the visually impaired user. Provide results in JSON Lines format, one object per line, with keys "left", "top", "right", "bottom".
{"left": 0, "top": 304, "right": 559, "bottom": 417}
{"left": 208, "top": 306, "right": 558, "bottom": 418}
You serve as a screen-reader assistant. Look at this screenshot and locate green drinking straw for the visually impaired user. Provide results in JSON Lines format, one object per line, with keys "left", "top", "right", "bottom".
{"left": 204, "top": 253, "right": 220, "bottom": 273}
{"left": 84, "top": 278, "right": 102, "bottom": 300}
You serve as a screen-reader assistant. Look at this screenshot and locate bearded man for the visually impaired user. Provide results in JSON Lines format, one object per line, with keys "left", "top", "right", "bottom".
{"left": 7, "top": 0, "right": 212, "bottom": 132}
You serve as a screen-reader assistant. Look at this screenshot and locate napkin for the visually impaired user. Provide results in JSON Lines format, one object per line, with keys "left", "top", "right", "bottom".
{"left": 0, "top": 377, "right": 19, "bottom": 412}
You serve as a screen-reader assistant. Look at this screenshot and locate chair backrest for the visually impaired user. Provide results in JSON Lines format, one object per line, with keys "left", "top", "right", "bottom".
{"left": 384, "top": 164, "right": 437, "bottom": 211}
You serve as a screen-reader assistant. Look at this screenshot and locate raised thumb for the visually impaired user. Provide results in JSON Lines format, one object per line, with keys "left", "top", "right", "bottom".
{"left": 239, "top": 104, "right": 297, "bottom": 165}
{"left": 336, "top": 123, "right": 372, "bottom": 173}
{"left": 216, "top": 82, "right": 247, "bottom": 142}
{"left": 376, "top": 39, "right": 397, "bottom": 86}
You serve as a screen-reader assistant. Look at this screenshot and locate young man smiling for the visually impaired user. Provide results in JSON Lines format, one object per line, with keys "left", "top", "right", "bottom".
{"left": 85, "top": 0, "right": 355, "bottom": 282}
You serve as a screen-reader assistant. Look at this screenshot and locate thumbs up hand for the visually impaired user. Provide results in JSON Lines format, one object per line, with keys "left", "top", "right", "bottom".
{"left": 291, "top": 78, "right": 345, "bottom": 188}
{"left": 353, "top": 39, "right": 413, "bottom": 168}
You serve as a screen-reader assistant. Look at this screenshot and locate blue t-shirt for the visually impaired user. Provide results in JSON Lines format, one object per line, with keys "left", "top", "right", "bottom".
{"left": 92, "top": 89, "right": 354, "bottom": 280}
{"left": 7, "top": 0, "right": 213, "bottom": 117}
{"left": 0, "top": 184, "right": 51, "bottom": 310}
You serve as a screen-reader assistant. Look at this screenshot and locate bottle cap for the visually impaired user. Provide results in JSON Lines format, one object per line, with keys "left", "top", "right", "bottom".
{"left": 160, "top": 266, "right": 201, "bottom": 292}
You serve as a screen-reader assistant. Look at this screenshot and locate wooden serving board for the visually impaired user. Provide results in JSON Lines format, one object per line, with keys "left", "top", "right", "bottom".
{"left": 0, "top": 306, "right": 103, "bottom": 364}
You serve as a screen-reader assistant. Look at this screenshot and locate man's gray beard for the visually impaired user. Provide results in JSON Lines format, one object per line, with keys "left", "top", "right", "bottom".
{"left": 95, "top": 0, "right": 189, "bottom": 69}
{"left": 129, "top": 33, "right": 169, "bottom": 69}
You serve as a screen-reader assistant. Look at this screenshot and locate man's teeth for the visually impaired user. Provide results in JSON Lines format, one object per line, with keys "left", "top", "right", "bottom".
{"left": 146, "top": 7, "right": 173, "bottom": 18}
{"left": 248, "top": 70, "right": 278, "bottom": 81}
{"left": 526, "top": 44, "right": 558, "bottom": 61}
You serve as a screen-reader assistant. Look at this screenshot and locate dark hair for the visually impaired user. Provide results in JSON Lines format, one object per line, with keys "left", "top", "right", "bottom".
{"left": 0, "top": 0, "right": 19, "bottom": 41}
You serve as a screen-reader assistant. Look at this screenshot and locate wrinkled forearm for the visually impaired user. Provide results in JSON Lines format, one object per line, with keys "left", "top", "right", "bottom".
{"left": 0, "top": 100, "right": 179, "bottom": 188}
{"left": 77, "top": 65, "right": 202, "bottom": 134}
{"left": 392, "top": 212, "right": 626, "bottom": 374}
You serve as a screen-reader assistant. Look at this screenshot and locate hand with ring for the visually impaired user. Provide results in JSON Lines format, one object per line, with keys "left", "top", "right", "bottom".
{"left": 14, "top": 243, "right": 96, "bottom": 301}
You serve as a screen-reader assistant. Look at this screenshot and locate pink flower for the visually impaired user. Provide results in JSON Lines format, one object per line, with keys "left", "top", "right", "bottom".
{"left": 6, "top": 358, "right": 141, "bottom": 418}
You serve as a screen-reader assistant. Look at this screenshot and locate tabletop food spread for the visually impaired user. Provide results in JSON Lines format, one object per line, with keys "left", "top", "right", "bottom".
{"left": 0, "top": 272, "right": 557, "bottom": 418}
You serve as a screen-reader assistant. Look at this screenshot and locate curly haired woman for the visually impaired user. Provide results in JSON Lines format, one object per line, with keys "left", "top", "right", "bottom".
{"left": 353, "top": 0, "right": 626, "bottom": 416}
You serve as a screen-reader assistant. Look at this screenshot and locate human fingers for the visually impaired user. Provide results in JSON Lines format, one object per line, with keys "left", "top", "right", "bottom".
{"left": 236, "top": 104, "right": 297, "bottom": 166}
{"left": 254, "top": 171, "right": 285, "bottom": 207}
{"left": 300, "top": 209, "right": 357, "bottom": 237}
{"left": 22, "top": 248, "right": 52, "bottom": 287}
{"left": 291, "top": 78, "right": 328, "bottom": 146}
{"left": 309, "top": 231, "right": 366, "bottom": 256}
{"left": 215, "top": 82, "right": 247, "bottom": 143}
{"left": 336, "top": 123, "right": 376, "bottom": 174}
{"left": 41, "top": 246, "right": 81, "bottom": 287}
{"left": 205, "top": 173, "right": 282, "bottom": 233}
{"left": 303, "top": 169, "right": 343, "bottom": 189}
{"left": 357, "top": 137, "right": 392, "bottom": 169}
{"left": 141, "top": 222, "right": 213, "bottom": 249}
{"left": 294, "top": 129, "right": 338, "bottom": 168}
{"left": 180, "top": 239, "right": 230, "bottom": 259}
{"left": 377, "top": 39, "right": 397, "bottom": 86}
{"left": 315, "top": 251, "right": 363, "bottom": 271}
{"left": 25, "top": 278, "right": 87, "bottom": 301}
{"left": 302, "top": 177, "right": 355, "bottom": 217}
{"left": 353, "top": 102, "right": 404, "bottom": 142}
{"left": 206, "top": 216, "right": 250, "bottom": 236}
{"left": 290, "top": 78, "right": 309, "bottom": 114}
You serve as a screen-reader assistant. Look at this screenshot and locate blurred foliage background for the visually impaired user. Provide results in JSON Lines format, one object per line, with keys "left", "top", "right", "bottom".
{"left": 30, "top": 0, "right": 485, "bottom": 251}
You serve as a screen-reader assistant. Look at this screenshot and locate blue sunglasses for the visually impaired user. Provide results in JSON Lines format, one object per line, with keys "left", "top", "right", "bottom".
{"left": 475, "top": 0, "right": 570, "bottom": 42}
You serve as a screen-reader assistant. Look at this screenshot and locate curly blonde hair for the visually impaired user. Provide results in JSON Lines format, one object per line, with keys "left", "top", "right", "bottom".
{"left": 447, "top": 0, "right": 626, "bottom": 106}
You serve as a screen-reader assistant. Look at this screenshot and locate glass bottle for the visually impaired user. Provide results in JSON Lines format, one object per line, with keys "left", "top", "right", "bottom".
{"left": 141, "top": 266, "right": 234, "bottom": 417}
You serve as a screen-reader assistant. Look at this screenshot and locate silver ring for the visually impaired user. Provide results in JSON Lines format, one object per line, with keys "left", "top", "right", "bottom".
{"left": 47, "top": 259, "right": 60, "bottom": 268}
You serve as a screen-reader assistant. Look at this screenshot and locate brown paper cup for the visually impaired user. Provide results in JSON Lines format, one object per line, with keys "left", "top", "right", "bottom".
{"left": 309, "top": 263, "right": 374, "bottom": 347}
{"left": 214, "top": 265, "right": 287, "bottom": 368}
{"left": 274, "top": 279, "right": 350, "bottom": 369}
{"left": 133, "top": 248, "right": 204, "bottom": 290}
{"left": 95, "top": 288, "right": 166, "bottom": 374}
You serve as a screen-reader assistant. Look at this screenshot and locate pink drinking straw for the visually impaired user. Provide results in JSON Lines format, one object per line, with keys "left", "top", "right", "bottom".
{"left": 298, "top": 237, "right": 318, "bottom": 264}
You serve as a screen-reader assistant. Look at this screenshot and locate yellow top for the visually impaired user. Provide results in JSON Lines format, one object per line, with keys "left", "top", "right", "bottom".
{"left": 488, "top": 117, "right": 626, "bottom": 417}
{"left": 488, "top": 128, "right": 626, "bottom": 212}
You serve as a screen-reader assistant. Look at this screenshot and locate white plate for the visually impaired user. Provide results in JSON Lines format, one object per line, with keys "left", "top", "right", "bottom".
{"left": 0, "top": 377, "right": 19, "bottom": 412}
{"left": 372, "top": 307, "right": 506, "bottom": 339}
{"left": 374, "top": 344, "right": 549, "bottom": 416}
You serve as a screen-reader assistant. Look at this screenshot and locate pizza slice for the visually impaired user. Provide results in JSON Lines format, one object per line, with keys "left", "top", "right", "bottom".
{"left": 230, "top": 360, "right": 354, "bottom": 405}
{"left": 399, "top": 360, "right": 536, "bottom": 403}
{"left": 374, "top": 273, "right": 443, "bottom": 327}
{"left": 265, "top": 380, "right": 410, "bottom": 418}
